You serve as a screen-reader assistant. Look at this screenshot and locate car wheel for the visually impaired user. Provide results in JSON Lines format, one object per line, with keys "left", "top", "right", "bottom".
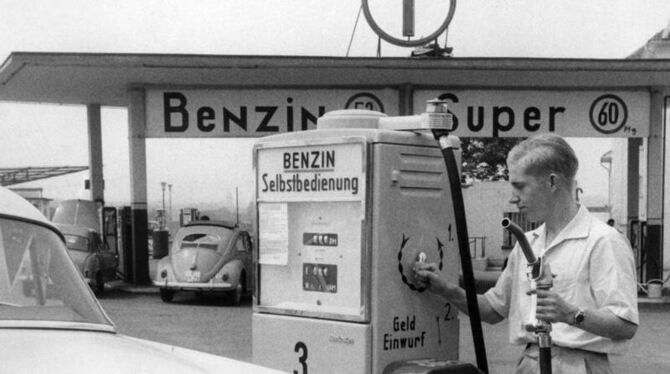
{"left": 95, "top": 272, "right": 105, "bottom": 296}
{"left": 227, "top": 283, "right": 243, "bottom": 306}
{"left": 160, "top": 288, "right": 175, "bottom": 302}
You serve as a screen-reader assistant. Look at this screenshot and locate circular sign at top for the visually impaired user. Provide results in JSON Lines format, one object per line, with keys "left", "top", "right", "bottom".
{"left": 589, "top": 94, "right": 628, "bottom": 134}
{"left": 344, "top": 92, "right": 385, "bottom": 113}
{"left": 362, "top": 0, "right": 457, "bottom": 47}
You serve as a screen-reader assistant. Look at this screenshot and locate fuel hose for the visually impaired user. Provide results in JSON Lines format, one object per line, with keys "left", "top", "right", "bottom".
{"left": 437, "top": 136, "right": 489, "bottom": 374}
{"left": 502, "top": 218, "right": 552, "bottom": 374}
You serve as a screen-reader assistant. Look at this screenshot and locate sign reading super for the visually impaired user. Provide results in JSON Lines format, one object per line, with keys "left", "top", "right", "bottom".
{"left": 414, "top": 90, "right": 650, "bottom": 138}
{"left": 145, "top": 89, "right": 397, "bottom": 138}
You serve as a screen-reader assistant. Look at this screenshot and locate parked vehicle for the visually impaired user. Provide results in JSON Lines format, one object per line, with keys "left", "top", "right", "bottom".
{"left": 56, "top": 223, "right": 118, "bottom": 295}
{"left": 153, "top": 220, "right": 253, "bottom": 305}
{"left": 0, "top": 186, "right": 283, "bottom": 374}
{"left": 51, "top": 199, "right": 118, "bottom": 294}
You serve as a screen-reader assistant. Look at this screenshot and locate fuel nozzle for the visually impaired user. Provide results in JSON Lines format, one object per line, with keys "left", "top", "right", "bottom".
{"left": 502, "top": 218, "right": 554, "bottom": 351}
{"left": 525, "top": 261, "right": 554, "bottom": 348}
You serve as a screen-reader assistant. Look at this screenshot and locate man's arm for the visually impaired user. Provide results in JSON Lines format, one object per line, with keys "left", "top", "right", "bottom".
{"left": 535, "top": 289, "right": 638, "bottom": 340}
{"left": 414, "top": 262, "right": 504, "bottom": 324}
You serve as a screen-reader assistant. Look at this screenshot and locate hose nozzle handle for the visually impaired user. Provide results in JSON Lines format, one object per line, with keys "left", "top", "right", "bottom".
{"left": 501, "top": 218, "right": 537, "bottom": 264}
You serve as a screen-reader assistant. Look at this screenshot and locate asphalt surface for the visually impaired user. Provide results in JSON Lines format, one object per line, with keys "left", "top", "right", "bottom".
{"left": 457, "top": 302, "right": 670, "bottom": 373}
{"left": 110, "top": 260, "right": 670, "bottom": 373}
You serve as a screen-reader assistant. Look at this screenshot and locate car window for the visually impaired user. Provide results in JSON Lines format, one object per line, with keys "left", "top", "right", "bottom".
{"left": 180, "top": 233, "right": 220, "bottom": 250}
{"left": 0, "top": 218, "right": 113, "bottom": 329}
{"left": 64, "top": 234, "right": 89, "bottom": 252}
{"left": 51, "top": 200, "right": 100, "bottom": 232}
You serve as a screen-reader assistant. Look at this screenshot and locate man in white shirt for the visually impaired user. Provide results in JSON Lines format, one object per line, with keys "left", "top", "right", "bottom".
{"left": 415, "top": 134, "right": 638, "bottom": 373}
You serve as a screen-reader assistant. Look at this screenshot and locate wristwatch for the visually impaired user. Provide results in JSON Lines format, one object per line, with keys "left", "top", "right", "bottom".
{"left": 572, "top": 309, "right": 585, "bottom": 326}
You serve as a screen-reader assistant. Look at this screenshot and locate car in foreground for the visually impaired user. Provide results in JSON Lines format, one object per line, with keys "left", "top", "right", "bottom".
{"left": 0, "top": 186, "right": 283, "bottom": 374}
{"left": 153, "top": 220, "right": 252, "bottom": 305}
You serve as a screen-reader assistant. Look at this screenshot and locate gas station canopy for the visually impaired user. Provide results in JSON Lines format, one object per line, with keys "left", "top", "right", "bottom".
{"left": 3, "top": 52, "right": 670, "bottom": 107}
{"left": 0, "top": 166, "right": 88, "bottom": 187}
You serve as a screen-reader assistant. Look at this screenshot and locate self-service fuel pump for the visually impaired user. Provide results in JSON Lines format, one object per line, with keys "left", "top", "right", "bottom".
{"left": 252, "top": 101, "right": 485, "bottom": 374}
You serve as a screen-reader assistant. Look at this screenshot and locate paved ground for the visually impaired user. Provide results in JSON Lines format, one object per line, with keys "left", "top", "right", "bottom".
{"left": 457, "top": 302, "right": 670, "bottom": 373}
{"left": 115, "top": 260, "right": 670, "bottom": 373}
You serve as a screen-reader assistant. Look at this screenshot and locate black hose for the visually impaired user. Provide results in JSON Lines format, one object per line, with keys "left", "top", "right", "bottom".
{"left": 440, "top": 145, "right": 489, "bottom": 374}
{"left": 539, "top": 347, "right": 552, "bottom": 374}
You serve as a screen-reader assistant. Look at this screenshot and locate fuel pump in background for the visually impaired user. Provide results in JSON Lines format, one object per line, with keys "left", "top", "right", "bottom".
{"left": 252, "top": 101, "right": 485, "bottom": 374}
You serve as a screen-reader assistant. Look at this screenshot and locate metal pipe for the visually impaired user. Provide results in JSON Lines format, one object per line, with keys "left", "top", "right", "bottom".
{"left": 501, "top": 218, "right": 536, "bottom": 264}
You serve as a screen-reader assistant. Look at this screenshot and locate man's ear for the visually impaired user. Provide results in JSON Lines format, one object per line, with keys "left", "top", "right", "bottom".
{"left": 548, "top": 173, "right": 559, "bottom": 191}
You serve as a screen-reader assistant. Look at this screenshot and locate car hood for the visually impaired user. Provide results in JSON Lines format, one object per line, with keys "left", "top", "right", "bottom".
{"left": 0, "top": 329, "right": 284, "bottom": 374}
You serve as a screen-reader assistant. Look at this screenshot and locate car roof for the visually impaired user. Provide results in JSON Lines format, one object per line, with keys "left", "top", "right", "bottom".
{"left": 55, "top": 223, "right": 96, "bottom": 237}
{"left": 185, "top": 220, "right": 238, "bottom": 230}
{"left": 51, "top": 198, "right": 100, "bottom": 232}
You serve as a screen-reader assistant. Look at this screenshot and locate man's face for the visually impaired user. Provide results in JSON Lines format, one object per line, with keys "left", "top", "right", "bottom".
{"left": 508, "top": 162, "right": 552, "bottom": 222}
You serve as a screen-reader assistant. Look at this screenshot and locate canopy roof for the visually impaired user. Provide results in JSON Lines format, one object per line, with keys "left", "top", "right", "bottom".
{"left": 0, "top": 166, "right": 88, "bottom": 187}
{"left": 3, "top": 52, "right": 670, "bottom": 108}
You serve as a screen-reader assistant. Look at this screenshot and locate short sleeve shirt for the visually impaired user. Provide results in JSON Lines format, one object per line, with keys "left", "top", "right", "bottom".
{"left": 484, "top": 205, "right": 639, "bottom": 354}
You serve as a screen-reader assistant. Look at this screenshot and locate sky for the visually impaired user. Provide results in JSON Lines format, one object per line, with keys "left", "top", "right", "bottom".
{"left": 1, "top": 0, "right": 670, "bottom": 216}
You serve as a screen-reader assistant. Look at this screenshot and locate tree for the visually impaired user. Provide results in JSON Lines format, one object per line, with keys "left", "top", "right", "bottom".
{"left": 460, "top": 137, "right": 522, "bottom": 182}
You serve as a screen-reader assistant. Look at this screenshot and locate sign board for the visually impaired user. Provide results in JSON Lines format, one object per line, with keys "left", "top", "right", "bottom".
{"left": 256, "top": 141, "right": 365, "bottom": 202}
{"left": 414, "top": 90, "right": 650, "bottom": 138}
{"left": 146, "top": 89, "right": 397, "bottom": 138}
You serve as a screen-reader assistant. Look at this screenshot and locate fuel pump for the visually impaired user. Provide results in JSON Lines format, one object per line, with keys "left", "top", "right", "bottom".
{"left": 252, "top": 100, "right": 485, "bottom": 374}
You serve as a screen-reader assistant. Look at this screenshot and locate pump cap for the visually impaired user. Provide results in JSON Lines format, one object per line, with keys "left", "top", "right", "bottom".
{"left": 317, "top": 109, "right": 386, "bottom": 130}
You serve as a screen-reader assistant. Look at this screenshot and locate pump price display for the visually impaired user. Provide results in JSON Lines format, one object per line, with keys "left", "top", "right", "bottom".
{"left": 303, "top": 263, "right": 338, "bottom": 293}
{"left": 303, "top": 233, "right": 338, "bottom": 247}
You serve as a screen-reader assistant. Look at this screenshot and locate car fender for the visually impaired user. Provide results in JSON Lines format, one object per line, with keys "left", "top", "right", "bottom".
{"left": 84, "top": 254, "right": 100, "bottom": 277}
{"left": 219, "top": 260, "right": 244, "bottom": 285}
{"left": 155, "top": 256, "right": 177, "bottom": 282}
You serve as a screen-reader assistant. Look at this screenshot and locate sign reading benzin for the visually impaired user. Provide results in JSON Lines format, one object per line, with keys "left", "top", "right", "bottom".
{"left": 146, "top": 88, "right": 649, "bottom": 138}
{"left": 145, "top": 89, "right": 397, "bottom": 138}
{"left": 256, "top": 140, "right": 365, "bottom": 202}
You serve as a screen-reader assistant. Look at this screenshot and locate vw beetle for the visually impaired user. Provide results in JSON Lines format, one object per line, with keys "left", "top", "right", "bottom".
{"left": 153, "top": 220, "right": 253, "bottom": 305}
{"left": 0, "top": 186, "right": 283, "bottom": 374}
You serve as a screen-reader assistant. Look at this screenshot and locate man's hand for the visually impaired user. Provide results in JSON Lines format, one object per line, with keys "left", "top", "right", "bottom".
{"left": 413, "top": 262, "right": 452, "bottom": 296}
{"left": 535, "top": 289, "right": 577, "bottom": 325}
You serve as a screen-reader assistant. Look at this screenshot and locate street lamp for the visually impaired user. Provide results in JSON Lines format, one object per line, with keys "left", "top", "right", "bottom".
{"left": 160, "top": 181, "right": 167, "bottom": 229}
{"left": 168, "top": 184, "right": 173, "bottom": 224}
